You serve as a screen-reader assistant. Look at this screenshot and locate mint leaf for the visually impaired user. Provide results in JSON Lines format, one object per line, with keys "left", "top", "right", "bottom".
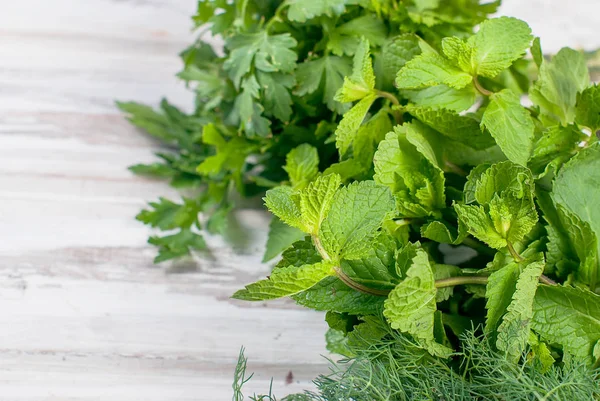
{"left": 456, "top": 17, "right": 532, "bottom": 78}
{"left": 335, "top": 93, "right": 378, "bottom": 156}
{"left": 402, "top": 85, "right": 476, "bottom": 112}
{"left": 421, "top": 220, "right": 467, "bottom": 245}
{"left": 530, "top": 47, "right": 589, "bottom": 125}
{"left": 384, "top": 249, "right": 452, "bottom": 357}
{"left": 532, "top": 285, "right": 600, "bottom": 362}
{"left": 575, "top": 84, "right": 600, "bottom": 132}
{"left": 263, "top": 217, "right": 306, "bottom": 262}
{"left": 496, "top": 258, "right": 544, "bottom": 362}
{"left": 529, "top": 125, "right": 585, "bottom": 176}
{"left": 335, "top": 38, "right": 376, "bottom": 102}
{"left": 381, "top": 34, "right": 422, "bottom": 88}
{"left": 292, "top": 276, "right": 385, "bottom": 314}
{"left": 319, "top": 181, "right": 395, "bottom": 261}
{"left": 284, "top": 144, "right": 319, "bottom": 190}
{"left": 396, "top": 53, "right": 473, "bottom": 90}
{"left": 374, "top": 126, "right": 446, "bottom": 218}
{"left": 233, "top": 261, "right": 335, "bottom": 301}
{"left": 481, "top": 89, "right": 535, "bottom": 166}
{"left": 299, "top": 174, "right": 342, "bottom": 235}
{"left": 340, "top": 233, "right": 398, "bottom": 290}
{"left": 455, "top": 203, "right": 508, "bottom": 249}
{"left": 264, "top": 186, "right": 305, "bottom": 231}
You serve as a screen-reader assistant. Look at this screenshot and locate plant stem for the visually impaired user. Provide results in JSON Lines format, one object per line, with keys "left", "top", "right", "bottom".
{"left": 334, "top": 267, "right": 391, "bottom": 296}
{"left": 539, "top": 275, "right": 557, "bottom": 286}
{"left": 435, "top": 275, "right": 489, "bottom": 288}
{"left": 507, "top": 242, "right": 524, "bottom": 262}
{"left": 473, "top": 76, "right": 493, "bottom": 96}
{"left": 376, "top": 90, "right": 403, "bottom": 124}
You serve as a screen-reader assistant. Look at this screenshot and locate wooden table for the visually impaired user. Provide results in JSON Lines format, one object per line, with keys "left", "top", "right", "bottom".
{"left": 0, "top": 1, "right": 597, "bottom": 400}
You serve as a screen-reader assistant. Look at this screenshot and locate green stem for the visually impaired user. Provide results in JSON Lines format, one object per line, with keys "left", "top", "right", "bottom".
{"left": 375, "top": 90, "right": 403, "bottom": 124}
{"left": 444, "top": 160, "right": 467, "bottom": 176}
{"left": 473, "top": 76, "right": 493, "bottom": 96}
{"left": 435, "top": 275, "right": 489, "bottom": 288}
{"left": 507, "top": 242, "right": 524, "bottom": 262}
{"left": 539, "top": 275, "right": 557, "bottom": 286}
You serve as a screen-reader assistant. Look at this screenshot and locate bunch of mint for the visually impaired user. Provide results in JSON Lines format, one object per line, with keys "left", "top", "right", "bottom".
{"left": 119, "top": 0, "right": 600, "bottom": 397}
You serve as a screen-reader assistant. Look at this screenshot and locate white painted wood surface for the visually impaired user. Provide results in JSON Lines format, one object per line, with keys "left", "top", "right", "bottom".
{"left": 0, "top": 1, "right": 598, "bottom": 400}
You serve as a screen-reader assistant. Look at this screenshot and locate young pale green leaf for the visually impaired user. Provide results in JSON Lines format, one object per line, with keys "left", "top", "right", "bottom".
{"left": 295, "top": 56, "right": 352, "bottom": 114}
{"left": 488, "top": 193, "right": 538, "bottom": 246}
{"left": 286, "top": 0, "right": 347, "bottom": 22}
{"left": 575, "top": 84, "right": 600, "bottom": 132}
{"left": 335, "top": 38, "right": 376, "bottom": 102}
{"left": 460, "top": 17, "right": 532, "bottom": 78}
{"left": 373, "top": 126, "right": 446, "bottom": 218}
{"left": 299, "top": 174, "right": 342, "bottom": 235}
{"left": 473, "top": 161, "right": 534, "bottom": 205}
{"left": 284, "top": 144, "right": 319, "bottom": 190}
{"left": 496, "top": 258, "right": 544, "bottom": 362}
{"left": 232, "top": 260, "right": 335, "bottom": 301}
{"left": 319, "top": 181, "right": 395, "bottom": 261}
{"left": 481, "top": 89, "right": 534, "bottom": 166}
{"left": 529, "top": 47, "right": 590, "bottom": 125}
{"left": 532, "top": 285, "right": 600, "bottom": 363}
{"left": 531, "top": 37, "right": 543, "bottom": 68}
{"left": 263, "top": 217, "right": 305, "bottom": 262}
{"left": 384, "top": 249, "right": 453, "bottom": 358}
{"left": 264, "top": 186, "right": 305, "bottom": 231}
{"left": 335, "top": 93, "right": 377, "bottom": 156}
{"left": 455, "top": 204, "right": 508, "bottom": 249}
{"left": 396, "top": 53, "right": 473, "bottom": 90}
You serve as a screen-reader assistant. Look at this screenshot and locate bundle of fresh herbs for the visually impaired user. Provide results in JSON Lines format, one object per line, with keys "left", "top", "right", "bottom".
{"left": 119, "top": 0, "right": 600, "bottom": 399}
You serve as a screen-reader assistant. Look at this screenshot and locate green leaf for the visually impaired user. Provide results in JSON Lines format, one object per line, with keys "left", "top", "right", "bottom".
{"left": 396, "top": 53, "right": 473, "bottom": 90}
{"left": 472, "top": 161, "right": 534, "bottom": 205}
{"left": 295, "top": 56, "right": 352, "bottom": 114}
{"left": 529, "top": 47, "right": 590, "bottom": 125}
{"left": 575, "top": 84, "right": 600, "bottom": 132}
{"left": 263, "top": 217, "right": 306, "bottom": 262}
{"left": 451, "top": 17, "right": 532, "bottom": 78}
{"left": 232, "top": 260, "right": 335, "bottom": 301}
{"left": 335, "top": 93, "right": 377, "bottom": 156}
{"left": 529, "top": 125, "right": 585, "bottom": 177}
{"left": 148, "top": 229, "right": 206, "bottom": 263}
{"left": 284, "top": 144, "right": 319, "bottom": 190}
{"left": 287, "top": 0, "right": 347, "bottom": 22}
{"left": 136, "top": 197, "right": 200, "bottom": 230}
{"left": 381, "top": 34, "right": 422, "bottom": 88}
{"left": 496, "top": 258, "right": 544, "bottom": 362}
{"left": 340, "top": 233, "right": 398, "bottom": 290}
{"left": 406, "top": 105, "right": 496, "bottom": 150}
{"left": 256, "top": 72, "right": 295, "bottom": 122}
{"left": 328, "top": 15, "right": 387, "bottom": 56}
{"left": 373, "top": 126, "right": 446, "bottom": 218}
{"left": 335, "top": 38, "right": 375, "bottom": 102}
{"left": 421, "top": 220, "right": 467, "bottom": 245}
{"left": 455, "top": 203, "right": 508, "bottom": 249}
{"left": 402, "top": 85, "right": 476, "bottom": 112}
{"left": 197, "top": 124, "right": 253, "bottom": 175}
{"left": 224, "top": 32, "right": 297, "bottom": 88}
{"left": 532, "top": 285, "right": 600, "bottom": 363}
{"left": 485, "top": 261, "right": 521, "bottom": 335}
{"left": 292, "top": 276, "right": 385, "bottom": 314}
{"left": 481, "top": 89, "right": 535, "bottom": 166}
{"left": 531, "top": 37, "right": 543, "bottom": 68}
{"left": 384, "top": 248, "right": 452, "bottom": 357}
{"left": 319, "top": 181, "right": 395, "bottom": 261}
{"left": 264, "top": 186, "right": 305, "bottom": 231}
{"left": 276, "top": 237, "right": 322, "bottom": 269}
{"left": 552, "top": 144, "right": 600, "bottom": 288}
{"left": 299, "top": 174, "right": 342, "bottom": 235}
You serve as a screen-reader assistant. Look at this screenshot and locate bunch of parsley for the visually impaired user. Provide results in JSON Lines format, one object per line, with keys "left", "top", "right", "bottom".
{"left": 119, "top": 0, "right": 600, "bottom": 397}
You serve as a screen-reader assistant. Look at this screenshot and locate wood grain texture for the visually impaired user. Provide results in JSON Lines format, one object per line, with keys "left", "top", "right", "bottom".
{"left": 1, "top": 0, "right": 598, "bottom": 400}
